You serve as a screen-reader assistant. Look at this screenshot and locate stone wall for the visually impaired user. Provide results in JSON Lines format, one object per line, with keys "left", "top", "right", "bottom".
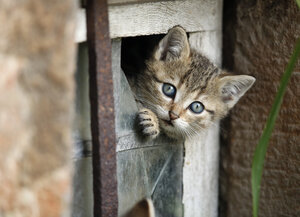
{"left": 0, "top": 0, "right": 76, "bottom": 216}
{"left": 221, "top": 0, "right": 300, "bottom": 217}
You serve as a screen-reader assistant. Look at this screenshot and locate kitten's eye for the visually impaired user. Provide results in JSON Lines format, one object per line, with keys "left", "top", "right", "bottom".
{"left": 162, "top": 83, "right": 176, "bottom": 98}
{"left": 189, "top": 101, "right": 204, "bottom": 114}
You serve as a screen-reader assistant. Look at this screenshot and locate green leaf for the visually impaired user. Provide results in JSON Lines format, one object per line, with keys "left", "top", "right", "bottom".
{"left": 251, "top": 37, "right": 300, "bottom": 217}
{"left": 296, "top": 0, "right": 300, "bottom": 9}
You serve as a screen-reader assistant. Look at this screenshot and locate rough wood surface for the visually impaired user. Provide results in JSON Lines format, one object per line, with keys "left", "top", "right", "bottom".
{"left": 183, "top": 124, "right": 220, "bottom": 217}
{"left": 108, "top": 0, "right": 222, "bottom": 38}
{"left": 76, "top": 0, "right": 222, "bottom": 41}
{"left": 112, "top": 40, "right": 184, "bottom": 217}
{"left": 183, "top": 29, "right": 222, "bottom": 217}
{"left": 220, "top": 1, "right": 300, "bottom": 217}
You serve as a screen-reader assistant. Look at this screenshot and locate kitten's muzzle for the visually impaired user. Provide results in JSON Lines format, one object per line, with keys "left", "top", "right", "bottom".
{"left": 169, "top": 111, "right": 179, "bottom": 120}
{"left": 162, "top": 119, "right": 173, "bottom": 126}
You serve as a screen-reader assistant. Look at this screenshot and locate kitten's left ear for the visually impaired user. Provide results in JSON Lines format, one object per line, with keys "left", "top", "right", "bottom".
{"left": 218, "top": 75, "right": 256, "bottom": 109}
{"left": 154, "top": 26, "right": 190, "bottom": 61}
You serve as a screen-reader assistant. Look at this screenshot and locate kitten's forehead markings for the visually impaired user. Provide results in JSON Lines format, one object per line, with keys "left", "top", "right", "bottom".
{"left": 152, "top": 74, "right": 162, "bottom": 83}
{"left": 157, "top": 69, "right": 174, "bottom": 80}
{"left": 155, "top": 71, "right": 181, "bottom": 87}
{"left": 168, "top": 77, "right": 180, "bottom": 86}
{"left": 180, "top": 53, "right": 221, "bottom": 93}
{"left": 174, "top": 84, "right": 185, "bottom": 103}
{"left": 176, "top": 77, "right": 184, "bottom": 89}
{"left": 167, "top": 73, "right": 175, "bottom": 80}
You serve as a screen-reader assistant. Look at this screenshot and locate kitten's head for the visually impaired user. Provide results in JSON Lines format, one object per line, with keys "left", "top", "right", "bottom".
{"left": 137, "top": 26, "right": 255, "bottom": 139}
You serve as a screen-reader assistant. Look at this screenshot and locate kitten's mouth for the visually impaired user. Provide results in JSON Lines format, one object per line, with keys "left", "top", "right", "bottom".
{"left": 161, "top": 119, "right": 173, "bottom": 126}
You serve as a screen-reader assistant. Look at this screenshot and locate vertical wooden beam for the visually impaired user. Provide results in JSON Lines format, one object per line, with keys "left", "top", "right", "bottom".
{"left": 183, "top": 12, "right": 222, "bottom": 217}
{"left": 86, "top": 0, "right": 118, "bottom": 217}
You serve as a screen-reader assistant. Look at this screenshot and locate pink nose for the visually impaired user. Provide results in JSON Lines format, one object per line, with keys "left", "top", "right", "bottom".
{"left": 169, "top": 111, "right": 179, "bottom": 120}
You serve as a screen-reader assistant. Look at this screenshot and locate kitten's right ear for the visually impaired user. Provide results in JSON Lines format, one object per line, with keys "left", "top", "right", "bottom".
{"left": 122, "top": 198, "right": 155, "bottom": 217}
{"left": 218, "top": 75, "right": 256, "bottom": 109}
{"left": 154, "top": 26, "right": 190, "bottom": 61}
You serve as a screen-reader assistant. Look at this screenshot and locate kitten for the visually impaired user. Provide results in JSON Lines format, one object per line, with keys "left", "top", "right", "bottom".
{"left": 122, "top": 199, "right": 155, "bottom": 217}
{"left": 129, "top": 26, "right": 255, "bottom": 140}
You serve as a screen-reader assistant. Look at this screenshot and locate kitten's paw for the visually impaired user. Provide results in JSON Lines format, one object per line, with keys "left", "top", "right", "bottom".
{"left": 138, "top": 108, "right": 160, "bottom": 139}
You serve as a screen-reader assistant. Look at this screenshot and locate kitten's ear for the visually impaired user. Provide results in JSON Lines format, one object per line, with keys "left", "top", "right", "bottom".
{"left": 154, "top": 26, "right": 190, "bottom": 61}
{"left": 218, "top": 75, "right": 255, "bottom": 109}
{"left": 122, "top": 198, "right": 155, "bottom": 217}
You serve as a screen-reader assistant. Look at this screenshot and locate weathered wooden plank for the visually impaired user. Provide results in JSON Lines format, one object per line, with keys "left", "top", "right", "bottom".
{"left": 108, "top": 0, "right": 222, "bottom": 38}
{"left": 86, "top": 0, "right": 118, "bottom": 216}
{"left": 76, "top": 0, "right": 222, "bottom": 41}
{"left": 112, "top": 40, "right": 184, "bottom": 217}
{"left": 183, "top": 124, "right": 220, "bottom": 217}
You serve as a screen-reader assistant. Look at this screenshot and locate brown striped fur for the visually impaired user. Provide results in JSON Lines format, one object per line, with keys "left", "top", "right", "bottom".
{"left": 130, "top": 26, "right": 255, "bottom": 140}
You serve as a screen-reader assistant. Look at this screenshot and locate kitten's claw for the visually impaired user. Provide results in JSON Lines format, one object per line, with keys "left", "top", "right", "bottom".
{"left": 138, "top": 108, "right": 160, "bottom": 139}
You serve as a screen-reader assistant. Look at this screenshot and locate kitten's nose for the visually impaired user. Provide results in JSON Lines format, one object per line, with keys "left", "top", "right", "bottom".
{"left": 169, "top": 111, "right": 179, "bottom": 120}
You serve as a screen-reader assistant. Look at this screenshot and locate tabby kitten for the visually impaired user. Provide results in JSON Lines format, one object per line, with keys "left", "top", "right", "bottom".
{"left": 130, "top": 26, "right": 255, "bottom": 140}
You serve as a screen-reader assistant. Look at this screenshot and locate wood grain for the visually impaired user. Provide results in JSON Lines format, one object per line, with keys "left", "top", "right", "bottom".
{"left": 183, "top": 30, "right": 222, "bottom": 217}
{"left": 76, "top": 0, "right": 222, "bottom": 41}
{"left": 109, "top": 0, "right": 222, "bottom": 38}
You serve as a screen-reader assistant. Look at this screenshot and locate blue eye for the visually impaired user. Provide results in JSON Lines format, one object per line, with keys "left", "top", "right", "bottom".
{"left": 162, "top": 83, "right": 176, "bottom": 98}
{"left": 189, "top": 101, "right": 204, "bottom": 114}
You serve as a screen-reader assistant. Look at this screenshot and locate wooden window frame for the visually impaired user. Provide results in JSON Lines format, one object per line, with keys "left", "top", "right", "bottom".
{"left": 85, "top": 0, "right": 222, "bottom": 216}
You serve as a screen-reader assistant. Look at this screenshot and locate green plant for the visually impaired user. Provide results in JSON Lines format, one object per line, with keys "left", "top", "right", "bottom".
{"left": 251, "top": 10, "right": 300, "bottom": 217}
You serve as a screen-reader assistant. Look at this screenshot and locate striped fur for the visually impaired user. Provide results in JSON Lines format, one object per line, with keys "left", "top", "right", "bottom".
{"left": 130, "top": 26, "right": 255, "bottom": 140}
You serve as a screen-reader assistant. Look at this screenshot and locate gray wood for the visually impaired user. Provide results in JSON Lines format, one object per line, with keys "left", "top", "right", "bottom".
{"left": 108, "top": 0, "right": 222, "bottom": 38}
{"left": 183, "top": 29, "right": 222, "bottom": 217}
{"left": 112, "top": 40, "right": 184, "bottom": 217}
{"left": 75, "top": 1, "right": 222, "bottom": 41}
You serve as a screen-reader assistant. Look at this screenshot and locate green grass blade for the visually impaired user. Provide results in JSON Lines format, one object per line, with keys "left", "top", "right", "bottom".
{"left": 251, "top": 37, "right": 300, "bottom": 217}
{"left": 296, "top": 0, "right": 300, "bottom": 9}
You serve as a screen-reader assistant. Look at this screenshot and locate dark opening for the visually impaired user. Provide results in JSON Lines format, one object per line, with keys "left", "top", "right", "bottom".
{"left": 121, "top": 34, "right": 164, "bottom": 78}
